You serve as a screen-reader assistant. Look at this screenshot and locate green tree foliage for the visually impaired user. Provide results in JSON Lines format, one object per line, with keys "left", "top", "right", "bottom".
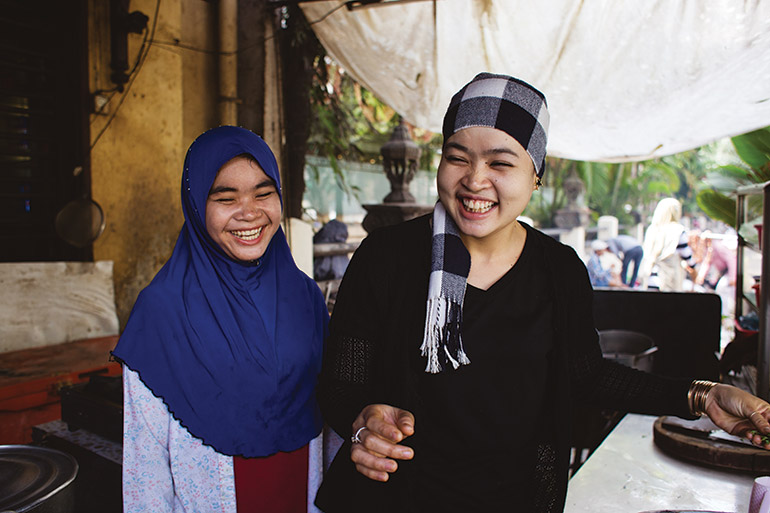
{"left": 581, "top": 159, "right": 680, "bottom": 225}
{"left": 522, "top": 157, "right": 572, "bottom": 226}
{"left": 306, "top": 59, "right": 442, "bottom": 204}
{"left": 308, "top": 60, "right": 443, "bottom": 167}
{"left": 695, "top": 127, "right": 770, "bottom": 228}
{"left": 525, "top": 156, "right": 682, "bottom": 228}
{"left": 525, "top": 145, "right": 724, "bottom": 229}
{"left": 308, "top": 60, "right": 397, "bottom": 163}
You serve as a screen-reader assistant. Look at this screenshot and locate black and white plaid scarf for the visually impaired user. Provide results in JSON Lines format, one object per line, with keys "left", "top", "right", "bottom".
{"left": 421, "top": 201, "right": 472, "bottom": 373}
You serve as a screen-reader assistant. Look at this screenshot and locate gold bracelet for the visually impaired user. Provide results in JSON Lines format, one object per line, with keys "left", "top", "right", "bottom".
{"left": 693, "top": 380, "right": 714, "bottom": 415}
{"left": 688, "top": 380, "right": 718, "bottom": 416}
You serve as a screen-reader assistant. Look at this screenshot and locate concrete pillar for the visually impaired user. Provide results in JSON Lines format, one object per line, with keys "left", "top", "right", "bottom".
{"left": 597, "top": 215, "right": 619, "bottom": 240}
{"left": 561, "top": 227, "right": 587, "bottom": 260}
{"left": 288, "top": 218, "right": 314, "bottom": 277}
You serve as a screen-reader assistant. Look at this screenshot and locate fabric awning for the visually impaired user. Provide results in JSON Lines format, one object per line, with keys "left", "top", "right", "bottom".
{"left": 302, "top": 0, "right": 770, "bottom": 162}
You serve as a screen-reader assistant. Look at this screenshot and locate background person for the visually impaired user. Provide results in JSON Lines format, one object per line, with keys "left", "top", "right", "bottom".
{"left": 639, "top": 197, "right": 698, "bottom": 291}
{"left": 586, "top": 239, "right": 624, "bottom": 288}
{"left": 313, "top": 219, "right": 350, "bottom": 281}
{"left": 313, "top": 73, "right": 770, "bottom": 513}
{"left": 696, "top": 231, "right": 738, "bottom": 318}
{"left": 607, "top": 234, "right": 643, "bottom": 287}
{"left": 113, "top": 126, "right": 329, "bottom": 513}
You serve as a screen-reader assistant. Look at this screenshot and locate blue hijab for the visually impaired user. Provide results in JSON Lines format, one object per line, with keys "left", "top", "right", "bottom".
{"left": 113, "top": 126, "right": 328, "bottom": 457}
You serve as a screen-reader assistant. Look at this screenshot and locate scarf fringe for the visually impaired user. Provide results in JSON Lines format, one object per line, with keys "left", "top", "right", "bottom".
{"left": 421, "top": 296, "right": 471, "bottom": 373}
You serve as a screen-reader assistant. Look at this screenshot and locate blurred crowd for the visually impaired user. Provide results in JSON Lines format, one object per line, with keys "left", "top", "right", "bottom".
{"left": 586, "top": 197, "right": 737, "bottom": 318}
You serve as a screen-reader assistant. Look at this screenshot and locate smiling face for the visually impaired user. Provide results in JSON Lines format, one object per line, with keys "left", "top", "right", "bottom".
{"left": 437, "top": 126, "right": 537, "bottom": 246}
{"left": 205, "top": 155, "right": 282, "bottom": 263}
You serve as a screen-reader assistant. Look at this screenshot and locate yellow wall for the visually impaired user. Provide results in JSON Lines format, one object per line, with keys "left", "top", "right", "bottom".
{"left": 88, "top": 0, "right": 219, "bottom": 326}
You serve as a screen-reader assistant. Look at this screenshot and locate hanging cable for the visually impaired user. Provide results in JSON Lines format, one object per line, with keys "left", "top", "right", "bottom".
{"left": 90, "top": 0, "right": 160, "bottom": 149}
{"left": 90, "top": 0, "right": 345, "bottom": 148}
{"left": 148, "top": 0, "right": 346, "bottom": 56}
{"left": 308, "top": 1, "right": 347, "bottom": 24}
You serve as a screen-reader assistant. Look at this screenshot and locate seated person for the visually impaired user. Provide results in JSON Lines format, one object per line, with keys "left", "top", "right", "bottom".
{"left": 587, "top": 239, "right": 624, "bottom": 288}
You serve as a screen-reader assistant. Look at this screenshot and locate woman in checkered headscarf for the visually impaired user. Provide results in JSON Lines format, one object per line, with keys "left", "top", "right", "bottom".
{"left": 314, "top": 73, "right": 770, "bottom": 513}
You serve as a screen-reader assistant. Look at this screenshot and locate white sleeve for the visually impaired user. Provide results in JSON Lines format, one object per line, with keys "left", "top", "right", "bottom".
{"left": 676, "top": 230, "right": 697, "bottom": 268}
{"left": 122, "top": 365, "right": 176, "bottom": 513}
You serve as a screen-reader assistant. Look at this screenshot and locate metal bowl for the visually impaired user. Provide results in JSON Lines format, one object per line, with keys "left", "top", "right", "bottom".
{"left": 0, "top": 445, "right": 78, "bottom": 512}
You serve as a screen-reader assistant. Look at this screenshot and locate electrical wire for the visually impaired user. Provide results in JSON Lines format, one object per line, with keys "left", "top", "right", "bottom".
{"left": 308, "top": 1, "right": 347, "bottom": 25}
{"left": 90, "top": 89, "right": 120, "bottom": 119}
{"left": 89, "top": 0, "right": 343, "bottom": 148}
{"left": 91, "top": 5, "right": 156, "bottom": 123}
{"left": 149, "top": 38, "right": 229, "bottom": 55}
{"left": 149, "top": 1, "right": 346, "bottom": 56}
{"left": 90, "top": 0, "right": 160, "bottom": 150}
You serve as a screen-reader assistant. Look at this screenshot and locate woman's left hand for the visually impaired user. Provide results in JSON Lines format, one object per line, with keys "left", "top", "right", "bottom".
{"left": 705, "top": 384, "right": 770, "bottom": 448}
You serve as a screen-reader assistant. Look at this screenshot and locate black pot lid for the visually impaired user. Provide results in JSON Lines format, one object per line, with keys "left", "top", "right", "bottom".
{"left": 0, "top": 445, "right": 78, "bottom": 512}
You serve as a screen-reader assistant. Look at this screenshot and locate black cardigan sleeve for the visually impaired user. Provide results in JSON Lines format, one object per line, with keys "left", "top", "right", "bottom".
{"left": 317, "top": 234, "right": 383, "bottom": 438}
{"left": 559, "top": 241, "right": 696, "bottom": 419}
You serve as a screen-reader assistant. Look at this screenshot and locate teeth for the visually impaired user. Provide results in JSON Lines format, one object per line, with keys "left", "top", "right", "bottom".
{"left": 231, "top": 227, "right": 263, "bottom": 241}
{"left": 462, "top": 198, "right": 495, "bottom": 213}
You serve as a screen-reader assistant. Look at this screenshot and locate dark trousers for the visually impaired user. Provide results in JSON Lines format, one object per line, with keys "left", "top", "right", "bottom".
{"left": 621, "top": 246, "right": 643, "bottom": 286}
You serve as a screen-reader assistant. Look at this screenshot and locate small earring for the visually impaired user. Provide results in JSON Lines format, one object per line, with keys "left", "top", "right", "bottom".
{"left": 534, "top": 177, "right": 542, "bottom": 190}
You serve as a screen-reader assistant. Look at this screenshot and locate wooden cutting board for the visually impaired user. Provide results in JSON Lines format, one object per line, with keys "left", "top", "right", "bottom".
{"left": 653, "top": 416, "right": 770, "bottom": 473}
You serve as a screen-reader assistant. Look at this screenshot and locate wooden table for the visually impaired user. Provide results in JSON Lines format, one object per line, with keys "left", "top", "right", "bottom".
{"left": 0, "top": 336, "right": 120, "bottom": 444}
{"left": 564, "top": 414, "right": 757, "bottom": 513}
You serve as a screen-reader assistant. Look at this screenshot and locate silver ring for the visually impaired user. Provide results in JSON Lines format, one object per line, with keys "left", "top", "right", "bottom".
{"left": 751, "top": 411, "right": 762, "bottom": 419}
{"left": 351, "top": 426, "right": 367, "bottom": 444}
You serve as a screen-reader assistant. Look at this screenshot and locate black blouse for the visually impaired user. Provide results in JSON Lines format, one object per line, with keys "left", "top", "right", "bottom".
{"left": 412, "top": 228, "right": 555, "bottom": 511}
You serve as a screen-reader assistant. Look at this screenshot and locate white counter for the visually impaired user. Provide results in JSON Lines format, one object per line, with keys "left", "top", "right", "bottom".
{"left": 564, "top": 414, "right": 755, "bottom": 513}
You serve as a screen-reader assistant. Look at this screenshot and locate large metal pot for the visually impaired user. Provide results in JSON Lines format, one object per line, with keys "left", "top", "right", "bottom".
{"left": 0, "top": 445, "right": 78, "bottom": 513}
{"left": 598, "top": 329, "right": 658, "bottom": 373}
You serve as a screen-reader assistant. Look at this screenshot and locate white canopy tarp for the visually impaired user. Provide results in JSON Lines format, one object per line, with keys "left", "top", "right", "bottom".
{"left": 302, "top": 0, "right": 770, "bottom": 162}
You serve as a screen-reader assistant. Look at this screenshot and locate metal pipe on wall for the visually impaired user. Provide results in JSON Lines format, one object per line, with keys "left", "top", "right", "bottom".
{"left": 219, "top": 0, "right": 238, "bottom": 125}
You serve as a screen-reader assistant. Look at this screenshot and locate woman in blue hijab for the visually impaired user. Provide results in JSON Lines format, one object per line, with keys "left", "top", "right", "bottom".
{"left": 113, "top": 126, "right": 329, "bottom": 512}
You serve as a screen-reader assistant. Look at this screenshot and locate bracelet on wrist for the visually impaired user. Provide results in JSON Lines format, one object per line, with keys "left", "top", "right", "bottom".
{"left": 688, "top": 380, "right": 718, "bottom": 416}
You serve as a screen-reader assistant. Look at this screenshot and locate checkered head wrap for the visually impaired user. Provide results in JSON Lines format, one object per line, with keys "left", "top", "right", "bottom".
{"left": 442, "top": 72, "right": 550, "bottom": 177}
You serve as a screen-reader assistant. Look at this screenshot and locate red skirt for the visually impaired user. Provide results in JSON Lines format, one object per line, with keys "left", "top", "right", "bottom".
{"left": 234, "top": 444, "right": 309, "bottom": 513}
